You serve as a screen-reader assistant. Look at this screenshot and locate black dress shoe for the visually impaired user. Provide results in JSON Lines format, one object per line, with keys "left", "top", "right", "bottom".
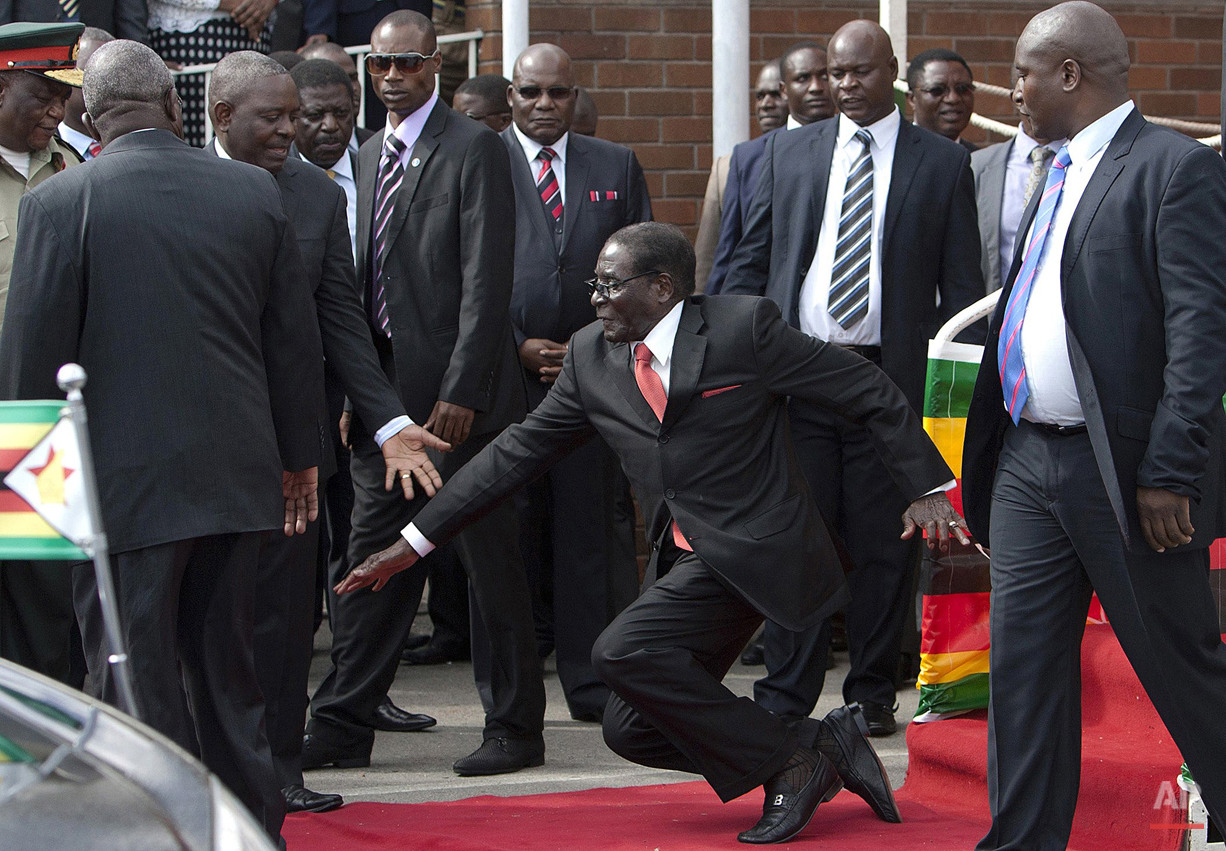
{"left": 301, "top": 734, "right": 371, "bottom": 770}
{"left": 404, "top": 633, "right": 430, "bottom": 651}
{"left": 452, "top": 737, "right": 545, "bottom": 776}
{"left": 858, "top": 701, "right": 898, "bottom": 736}
{"left": 740, "top": 640, "right": 765, "bottom": 666}
{"left": 401, "top": 640, "right": 471, "bottom": 665}
{"left": 283, "top": 784, "right": 344, "bottom": 813}
{"left": 805, "top": 706, "right": 902, "bottom": 823}
{"left": 569, "top": 706, "right": 604, "bottom": 723}
{"left": 737, "top": 748, "right": 842, "bottom": 844}
{"left": 371, "top": 697, "right": 437, "bottom": 732}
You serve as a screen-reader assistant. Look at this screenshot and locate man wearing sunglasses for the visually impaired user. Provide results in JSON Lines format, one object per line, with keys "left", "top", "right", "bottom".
{"left": 501, "top": 43, "right": 651, "bottom": 725}
{"left": 905, "top": 48, "right": 978, "bottom": 152}
{"left": 302, "top": 9, "right": 545, "bottom": 780}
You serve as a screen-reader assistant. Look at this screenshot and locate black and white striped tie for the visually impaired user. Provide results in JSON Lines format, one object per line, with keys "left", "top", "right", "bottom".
{"left": 828, "top": 128, "right": 874, "bottom": 329}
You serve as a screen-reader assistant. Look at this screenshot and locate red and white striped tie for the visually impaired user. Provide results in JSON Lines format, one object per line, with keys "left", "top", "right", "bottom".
{"left": 536, "top": 147, "right": 563, "bottom": 221}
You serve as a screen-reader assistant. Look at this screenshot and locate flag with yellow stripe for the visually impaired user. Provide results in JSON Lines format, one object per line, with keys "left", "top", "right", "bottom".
{"left": 0, "top": 401, "right": 88, "bottom": 560}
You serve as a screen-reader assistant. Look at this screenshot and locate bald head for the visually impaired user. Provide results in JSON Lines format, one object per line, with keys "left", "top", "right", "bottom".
{"left": 827, "top": 20, "right": 898, "bottom": 127}
{"left": 512, "top": 42, "right": 572, "bottom": 84}
{"left": 1012, "top": 1, "right": 1130, "bottom": 140}
{"left": 509, "top": 43, "right": 576, "bottom": 145}
{"left": 83, "top": 40, "right": 179, "bottom": 142}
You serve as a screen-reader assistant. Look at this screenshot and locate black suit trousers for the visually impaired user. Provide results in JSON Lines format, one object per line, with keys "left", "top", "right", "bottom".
{"left": 72, "top": 533, "right": 285, "bottom": 842}
{"left": 757, "top": 398, "right": 917, "bottom": 716}
{"left": 595, "top": 549, "right": 799, "bottom": 802}
{"left": 977, "top": 421, "right": 1226, "bottom": 851}
{"left": 0, "top": 560, "right": 80, "bottom": 684}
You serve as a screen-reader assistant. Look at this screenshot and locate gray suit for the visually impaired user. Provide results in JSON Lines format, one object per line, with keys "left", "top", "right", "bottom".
{"left": 970, "top": 138, "right": 1012, "bottom": 293}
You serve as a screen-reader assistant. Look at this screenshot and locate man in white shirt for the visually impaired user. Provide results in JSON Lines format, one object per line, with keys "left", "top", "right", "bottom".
{"left": 961, "top": 4, "right": 1226, "bottom": 849}
{"left": 290, "top": 58, "right": 359, "bottom": 258}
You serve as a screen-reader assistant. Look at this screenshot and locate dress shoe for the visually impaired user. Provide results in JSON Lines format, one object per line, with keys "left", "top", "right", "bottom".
{"left": 804, "top": 706, "right": 902, "bottom": 823}
{"left": 401, "top": 640, "right": 471, "bottom": 665}
{"left": 283, "top": 784, "right": 344, "bottom": 813}
{"left": 740, "top": 640, "right": 765, "bottom": 666}
{"left": 404, "top": 633, "right": 430, "bottom": 651}
{"left": 452, "top": 736, "right": 545, "bottom": 776}
{"left": 858, "top": 701, "right": 898, "bottom": 736}
{"left": 569, "top": 706, "right": 604, "bottom": 723}
{"left": 737, "top": 747, "right": 842, "bottom": 844}
{"left": 371, "top": 697, "right": 437, "bottom": 732}
{"left": 301, "top": 734, "right": 371, "bottom": 770}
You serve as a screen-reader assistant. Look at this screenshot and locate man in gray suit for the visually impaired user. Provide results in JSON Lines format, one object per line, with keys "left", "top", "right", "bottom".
{"left": 971, "top": 114, "right": 1063, "bottom": 293}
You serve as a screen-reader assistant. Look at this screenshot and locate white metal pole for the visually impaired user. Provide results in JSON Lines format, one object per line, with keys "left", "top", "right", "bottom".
{"left": 502, "top": 0, "right": 529, "bottom": 79}
{"left": 711, "top": 0, "right": 749, "bottom": 158}
{"left": 880, "top": 0, "right": 908, "bottom": 80}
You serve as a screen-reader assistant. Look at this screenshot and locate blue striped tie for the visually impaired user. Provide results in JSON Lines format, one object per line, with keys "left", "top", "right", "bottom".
{"left": 997, "top": 145, "right": 1073, "bottom": 424}
{"left": 828, "top": 129, "right": 875, "bottom": 329}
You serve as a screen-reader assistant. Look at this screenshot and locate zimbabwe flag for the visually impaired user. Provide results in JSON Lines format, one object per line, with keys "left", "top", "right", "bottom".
{"left": 0, "top": 401, "right": 88, "bottom": 560}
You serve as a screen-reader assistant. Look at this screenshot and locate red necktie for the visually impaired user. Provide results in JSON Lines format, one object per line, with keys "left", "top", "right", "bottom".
{"left": 87, "top": 141, "right": 101, "bottom": 159}
{"left": 634, "top": 344, "right": 692, "bottom": 552}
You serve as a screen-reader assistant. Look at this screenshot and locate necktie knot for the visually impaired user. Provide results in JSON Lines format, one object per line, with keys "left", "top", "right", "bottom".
{"left": 854, "top": 128, "right": 873, "bottom": 150}
{"left": 1051, "top": 146, "right": 1072, "bottom": 171}
{"left": 634, "top": 344, "right": 653, "bottom": 366}
{"left": 384, "top": 134, "right": 407, "bottom": 160}
{"left": 87, "top": 141, "right": 101, "bottom": 158}
{"left": 326, "top": 168, "right": 336, "bottom": 179}
{"left": 538, "top": 147, "right": 556, "bottom": 163}
{"left": 1030, "top": 146, "right": 1053, "bottom": 166}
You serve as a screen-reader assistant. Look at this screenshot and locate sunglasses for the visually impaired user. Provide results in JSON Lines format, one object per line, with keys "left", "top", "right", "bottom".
{"left": 514, "top": 85, "right": 575, "bottom": 101}
{"left": 365, "top": 51, "right": 438, "bottom": 76}
{"left": 917, "top": 82, "right": 975, "bottom": 99}
{"left": 585, "top": 270, "right": 659, "bottom": 299}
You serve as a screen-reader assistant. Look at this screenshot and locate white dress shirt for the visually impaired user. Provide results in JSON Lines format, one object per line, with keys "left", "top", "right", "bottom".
{"left": 999, "top": 124, "right": 1067, "bottom": 282}
{"left": 512, "top": 124, "right": 569, "bottom": 204}
{"left": 58, "top": 123, "right": 96, "bottom": 160}
{"left": 304, "top": 148, "right": 358, "bottom": 261}
{"left": 348, "top": 129, "right": 360, "bottom": 156}
{"left": 1019, "top": 100, "right": 1135, "bottom": 426}
{"left": 798, "top": 108, "right": 901, "bottom": 346}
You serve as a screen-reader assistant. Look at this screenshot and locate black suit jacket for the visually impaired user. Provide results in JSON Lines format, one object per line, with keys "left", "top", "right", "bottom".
{"left": 0, "top": 129, "right": 322, "bottom": 553}
{"left": 724, "top": 114, "right": 984, "bottom": 411}
{"left": 501, "top": 128, "right": 651, "bottom": 350}
{"left": 355, "top": 101, "right": 525, "bottom": 437}
{"left": 0, "top": 0, "right": 147, "bottom": 41}
{"left": 410, "top": 295, "right": 953, "bottom": 631}
{"left": 962, "top": 109, "right": 1226, "bottom": 549}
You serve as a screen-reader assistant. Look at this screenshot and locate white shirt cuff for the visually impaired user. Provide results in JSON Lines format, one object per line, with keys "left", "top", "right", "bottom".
{"left": 373, "top": 415, "right": 414, "bottom": 447}
{"left": 402, "top": 522, "right": 435, "bottom": 557}
{"left": 925, "top": 479, "right": 958, "bottom": 496}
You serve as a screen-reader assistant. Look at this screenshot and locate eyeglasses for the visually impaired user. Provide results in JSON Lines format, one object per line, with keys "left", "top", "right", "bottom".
{"left": 514, "top": 85, "right": 575, "bottom": 101}
{"left": 365, "top": 51, "right": 439, "bottom": 76}
{"left": 917, "top": 82, "right": 975, "bottom": 99}
{"left": 585, "top": 269, "right": 659, "bottom": 299}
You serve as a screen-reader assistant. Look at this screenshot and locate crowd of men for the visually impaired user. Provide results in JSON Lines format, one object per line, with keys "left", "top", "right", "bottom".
{"left": 1, "top": 1, "right": 1225, "bottom": 849}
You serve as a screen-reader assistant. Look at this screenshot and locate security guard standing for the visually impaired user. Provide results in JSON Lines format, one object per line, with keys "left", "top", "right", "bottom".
{"left": 0, "top": 21, "right": 84, "bottom": 684}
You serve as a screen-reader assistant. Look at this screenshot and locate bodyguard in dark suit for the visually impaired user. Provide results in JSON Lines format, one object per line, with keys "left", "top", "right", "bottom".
{"left": 725, "top": 20, "right": 982, "bottom": 734}
{"left": 501, "top": 43, "right": 649, "bottom": 721}
{"left": 0, "top": 41, "right": 322, "bottom": 841}
{"left": 960, "top": 5, "right": 1226, "bottom": 848}
{"left": 207, "top": 51, "right": 446, "bottom": 815}
{"left": 303, "top": 10, "right": 544, "bottom": 777}
{"left": 0, "top": 0, "right": 147, "bottom": 42}
{"left": 338, "top": 223, "right": 967, "bottom": 843}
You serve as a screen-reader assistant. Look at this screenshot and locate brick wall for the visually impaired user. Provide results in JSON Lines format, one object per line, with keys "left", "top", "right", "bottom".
{"left": 463, "top": 0, "right": 1223, "bottom": 237}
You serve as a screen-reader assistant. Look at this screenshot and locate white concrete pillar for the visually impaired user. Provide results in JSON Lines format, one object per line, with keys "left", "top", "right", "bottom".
{"left": 879, "top": 0, "right": 908, "bottom": 79}
{"left": 503, "top": 0, "right": 529, "bottom": 79}
{"left": 711, "top": 0, "right": 750, "bottom": 157}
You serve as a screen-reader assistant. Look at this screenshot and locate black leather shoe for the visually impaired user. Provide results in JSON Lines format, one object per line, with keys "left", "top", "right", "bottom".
{"left": 740, "top": 640, "right": 765, "bottom": 666}
{"left": 301, "top": 734, "right": 371, "bottom": 770}
{"left": 858, "top": 702, "right": 898, "bottom": 737}
{"left": 371, "top": 697, "right": 437, "bottom": 732}
{"left": 283, "top": 784, "right": 344, "bottom": 813}
{"left": 805, "top": 706, "right": 902, "bottom": 823}
{"left": 569, "top": 706, "right": 604, "bottom": 723}
{"left": 401, "top": 640, "right": 471, "bottom": 665}
{"left": 404, "top": 633, "right": 430, "bottom": 651}
{"left": 737, "top": 748, "right": 842, "bottom": 844}
{"left": 452, "top": 737, "right": 545, "bottom": 776}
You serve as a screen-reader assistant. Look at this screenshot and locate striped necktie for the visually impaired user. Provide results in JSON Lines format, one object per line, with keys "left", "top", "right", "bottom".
{"left": 633, "top": 344, "right": 693, "bottom": 552}
{"left": 828, "top": 129, "right": 874, "bottom": 328}
{"left": 1022, "top": 146, "right": 1054, "bottom": 206}
{"left": 371, "top": 134, "right": 407, "bottom": 337}
{"left": 536, "top": 147, "right": 563, "bottom": 221}
{"left": 997, "top": 145, "right": 1073, "bottom": 424}
{"left": 59, "top": 0, "right": 80, "bottom": 18}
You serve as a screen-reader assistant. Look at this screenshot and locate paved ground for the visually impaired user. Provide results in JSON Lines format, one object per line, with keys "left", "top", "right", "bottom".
{"left": 304, "top": 622, "right": 920, "bottom": 806}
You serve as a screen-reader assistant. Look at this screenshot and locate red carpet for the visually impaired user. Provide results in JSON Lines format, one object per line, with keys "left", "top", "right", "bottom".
{"left": 285, "top": 626, "right": 1187, "bottom": 851}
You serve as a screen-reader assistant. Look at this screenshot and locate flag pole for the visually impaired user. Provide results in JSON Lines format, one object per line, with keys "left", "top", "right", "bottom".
{"left": 56, "top": 363, "right": 141, "bottom": 721}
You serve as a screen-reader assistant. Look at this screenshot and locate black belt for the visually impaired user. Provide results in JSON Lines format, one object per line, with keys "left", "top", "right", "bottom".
{"left": 1024, "top": 419, "right": 1087, "bottom": 436}
{"left": 835, "top": 344, "right": 882, "bottom": 362}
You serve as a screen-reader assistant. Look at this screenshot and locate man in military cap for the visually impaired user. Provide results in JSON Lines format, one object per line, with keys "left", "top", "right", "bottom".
{"left": 0, "top": 21, "right": 84, "bottom": 685}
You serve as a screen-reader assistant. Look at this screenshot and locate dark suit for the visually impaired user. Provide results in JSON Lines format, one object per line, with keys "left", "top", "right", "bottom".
{"left": 962, "top": 109, "right": 1226, "bottom": 850}
{"left": 407, "top": 295, "right": 951, "bottom": 799}
{"left": 307, "top": 100, "right": 543, "bottom": 754}
{"left": 705, "top": 129, "right": 773, "bottom": 294}
{"left": 0, "top": 129, "right": 322, "bottom": 840}
{"left": 725, "top": 113, "right": 982, "bottom": 718}
{"left": 0, "top": 0, "right": 148, "bottom": 41}
{"left": 501, "top": 127, "right": 650, "bottom": 718}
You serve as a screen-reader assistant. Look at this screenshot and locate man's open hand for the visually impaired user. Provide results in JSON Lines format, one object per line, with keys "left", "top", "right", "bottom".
{"left": 335, "top": 537, "right": 419, "bottom": 594}
{"left": 1137, "top": 486, "right": 1194, "bottom": 553}
{"left": 901, "top": 492, "right": 971, "bottom": 553}
{"left": 282, "top": 467, "right": 319, "bottom": 536}
{"left": 424, "top": 401, "right": 475, "bottom": 447}
{"left": 382, "top": 424, "right": 451, "bottom": 499}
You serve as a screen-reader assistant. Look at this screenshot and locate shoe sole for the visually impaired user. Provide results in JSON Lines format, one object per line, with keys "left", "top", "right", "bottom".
{"left": 453, "top": 754, "right": 545, "bottom": 777}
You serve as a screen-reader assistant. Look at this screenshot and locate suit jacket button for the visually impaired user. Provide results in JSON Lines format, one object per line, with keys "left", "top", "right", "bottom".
{"left": 664, "top": 488, "right": 675, "bottom": 499}
{"left": 658, "top": 434, "right": 669, "bottom": 444}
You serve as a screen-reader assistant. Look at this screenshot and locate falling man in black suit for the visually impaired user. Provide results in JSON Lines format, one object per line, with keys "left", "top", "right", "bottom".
{"left": 960, "top": 3, "right": 1226, "bottom": 849}
{"left": 338, "top": 222, "right": 972, "bottom": 844}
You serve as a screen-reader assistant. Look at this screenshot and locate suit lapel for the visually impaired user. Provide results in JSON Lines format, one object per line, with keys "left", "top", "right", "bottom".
{"left": 662, "top": 301, "right": 707, "bottom": 428}
{"left": 560, "top": 136, "right": 589, "bottom": 254}
{"left": 502, "top": 128, "right": 556, "bottom": 251}
{"left": 381, "top": 100, "right": 448, "bottom": 261}
{"left": 883, "top": 120, "right": 923, "bottom": 242}
{"left": 981, "top": 141, "right": 1010, "bottom": 288}
{"left": 808, "top": 123, "right": 836, "bottom": 247}
{"left": 605, "top": 344, "right": 662, "bottom": 431}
